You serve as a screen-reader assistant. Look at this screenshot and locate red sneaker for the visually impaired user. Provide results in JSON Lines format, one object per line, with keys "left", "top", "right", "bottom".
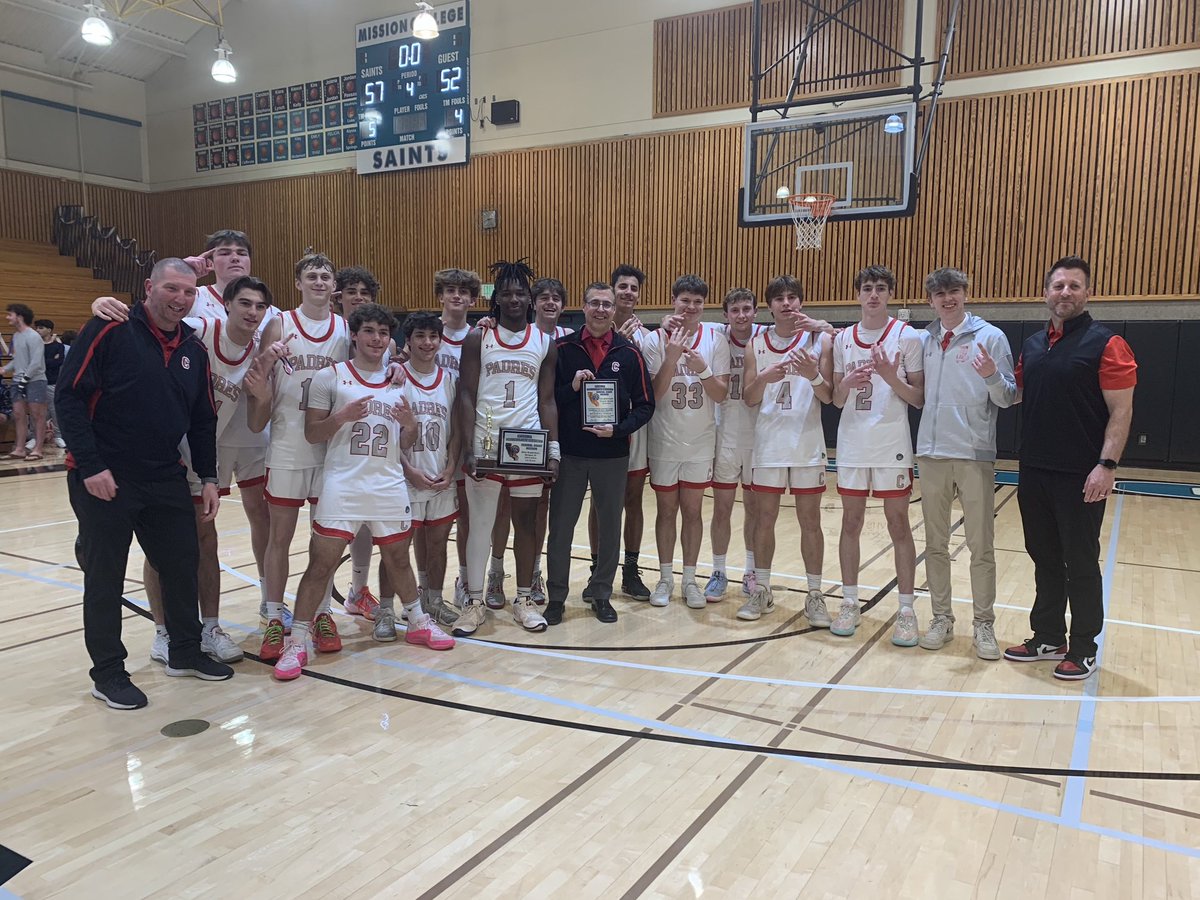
{"left": 344, "top": 586, "right": 380, "bottom": 621}
{"left": 1002, "top": 638, "right": 1068, "bottom": 662}
{"left": 259, "top": 618, "right": 286, "bottom": 661}
{"left": 312, "top": 612, "right": 343, "bottom": 653}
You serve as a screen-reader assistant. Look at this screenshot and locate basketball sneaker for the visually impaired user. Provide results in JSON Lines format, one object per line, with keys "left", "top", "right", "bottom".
{"left": 531, "top": 571, "right": 547, "bottom": 605}
{"left": 165, "top": 655, "right": 234, "bottom": 681}
{"left": 650, "top": 579, "right": 673, "bottom": 608}
{"left": 736, "top": 585, "right": 774, "bottom": 620}
{"left": 512, "top": 596, "right": 548, "bottom": 632}
{"left": 485, "top": 570, "right": 507, "bottom": 609}
{"left": 451, "top": 600, "right": 487, "bottom": 637}
{"left": 741, "top": 570, "right": 758, "bottom": 597}
{"left": 424, "top": 593, "right": 461, "bottom": 629}
{"left": 344, "top": 586, "right": 380, "bottom": 621}
{"left": 973, "top": 622, "right": 1001, "bottom": 660}
{"left": 406, "top": 612, "right": 456, "bottom": 650}
{"left": 312, "top": 612, "right": 342, "bottom": 653}
{"left": 804, "top": 590, "right": 832, "bottom": 628}
{"left": 373, "top": 607, "right": 397, "bottom": 642}
{"left": 91, "top": 674, "right": 148, "bottom": 710}
{"left": 919, "top": 615, "right": 954, "bottom": 650}
{"left": 259, "top": 618, "right": 286, "bottom": 661}
{"left": 201, "top": 625, "right": 244, "bottom": 663}
{"left": 1003, "top": 638, "right": 1068, "bottom": 662}
{"left": 684, "top": 582, "right": 707, "bottom": 609}
{"left": 830, "top": 601, "right": 861, "bottom": 637}
{"left": 892, "top": 609, "right": 919, "bottom": 647}
{"left": 273, "top": 641, "right": 308, "bottom": 681}
{"left": 703, "top": 571, "right": 728, "bottom": 602}
{"left": 149, "top": 631, "right": 169, "bottom": 664}
{"left": 622, "top": 565, "right": 652, "bottom": 601}
{"left": 1053, "top": 655, "right": 1097, "bottom": 681}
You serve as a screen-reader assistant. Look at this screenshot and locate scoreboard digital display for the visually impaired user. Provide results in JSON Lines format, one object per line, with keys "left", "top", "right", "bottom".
{"left": 354, "top": 1, "right": 470, "bottom": 175}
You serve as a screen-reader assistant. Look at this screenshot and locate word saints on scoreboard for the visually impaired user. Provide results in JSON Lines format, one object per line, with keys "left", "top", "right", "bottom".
{"left": 354, "top": 1, "right": 470, "bottom": 175}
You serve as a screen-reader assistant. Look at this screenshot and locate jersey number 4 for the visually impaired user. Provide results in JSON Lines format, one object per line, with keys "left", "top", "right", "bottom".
{"left": 349, "top": 422, "right": 389, "bottom": 457}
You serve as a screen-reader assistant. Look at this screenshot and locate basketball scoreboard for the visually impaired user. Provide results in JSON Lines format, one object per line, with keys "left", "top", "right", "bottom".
{"left": 354, "top": 1, "right": 470, "bottom": 175}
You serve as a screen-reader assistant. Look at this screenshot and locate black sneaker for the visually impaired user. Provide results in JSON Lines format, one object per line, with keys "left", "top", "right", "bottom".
{"left": 1002, "top": 637, "right": 1068, "bottom": 662}
{"left": 544, "top": 601, "right": 565, "bottom": 626}
{"left": 166, "top": 654, "right": 234, "bottom": 681}
{"left": 91, "top": 674, "right": 148, "bottom": 709}
{"left": 1053, "top": 655, "right": 1097, "bottom": 681}
{"left": 622, "top": 566, "right": 651, "bottom": 601}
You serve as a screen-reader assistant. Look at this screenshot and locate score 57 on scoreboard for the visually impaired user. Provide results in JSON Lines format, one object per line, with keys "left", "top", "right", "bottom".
{"left": 354, "top": 1, "right": 469, "bottom": 175}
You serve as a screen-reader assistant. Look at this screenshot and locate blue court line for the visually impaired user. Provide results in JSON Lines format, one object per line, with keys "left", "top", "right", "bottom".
{"left": 0, "top": 887, "right": 22, "bottom": 899}
{"left": 1061, "top": 494, "right": 1122, "bottom": 826}
{"left": 372, "top": 652, "right": 1200, "bottom": 859}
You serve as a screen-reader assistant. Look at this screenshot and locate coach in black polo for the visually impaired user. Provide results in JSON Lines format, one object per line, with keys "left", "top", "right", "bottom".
{"left": 545, "top": 281, "right": 655, "bottom": 624}
{"left": 999, "top": 256, "right": 1136, "bottom": 681}
{"left": 58, "top": 258, "right": 234, "bottom": 710}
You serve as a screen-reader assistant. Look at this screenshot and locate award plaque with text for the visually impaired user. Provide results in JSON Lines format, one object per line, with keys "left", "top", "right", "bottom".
{"left": 582, "top": 379, "right": 618, "bottom": 427}
{"left": 477, "top": 427, "right": 551, "bottom": 477}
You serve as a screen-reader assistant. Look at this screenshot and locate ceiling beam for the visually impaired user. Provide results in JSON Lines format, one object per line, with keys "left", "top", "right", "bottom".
{"left": 0, "top": 0, "right": 190, "bottom": 58}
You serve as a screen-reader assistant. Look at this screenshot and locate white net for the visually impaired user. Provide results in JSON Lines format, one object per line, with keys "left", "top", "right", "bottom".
{"left": 787, "top": 193, "right": 836, "bottom": 251}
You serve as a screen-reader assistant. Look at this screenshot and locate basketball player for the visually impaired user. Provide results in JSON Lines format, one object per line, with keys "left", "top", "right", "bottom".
{"left": 487, "top": 277, "right": 572, "bottom": 609}
{"left": 452, "top": 259, "right": 559, "bottom": 635}
{"left": 399, "top": 312, "right": 462, "bottom": 628}
{"left": 606, "top": 264, "right": 654, "bottom": 599}
{"left": 741, "top": 276, "right": 834, "bottom": 622}
{"left": 641, "top": 275, "right": 730, "bottom": 608}
{"left": 831, "top": 266, "right": 925, "bottom": 643}
{"left": 706, "top": 288, "right": 766, "bottom": 602}
{"left": 247, "top": 252, "right": 351, "bottom": 661}
{"left": 274, "top": 303, "right": 452, "bottom": 680}
{"left": 182, "top": 230, "right": 255, "bottom": 320}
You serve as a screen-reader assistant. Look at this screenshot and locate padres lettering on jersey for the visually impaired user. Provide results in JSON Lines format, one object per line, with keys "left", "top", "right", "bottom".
{"left": 435, "top": 322, "right": 472, "bottom": 374}
{"left": 833, "top": 318, "right": 924, "bottom": 467}
{"left": 642, "top": 322, "right": 732, "bottom": 463}
{"left": 474, "top": 324, "right": 549, "bottom": 458}
{"left": 716, "top": 323, "right": 766, "bottom": 451}
{"left": 267, "top": 308, "right": 351, "bottom": 469}
{"left": 309, "top": 361, "right": 410, "bottom": 520}
{"left": 752, "top": 328, "right": 827, "bottom": 468}
{"left": 400, "top": 363, "right": 457, "bottom": 499}
{"left": 192, "top": 318, "right": 264, "bottom": 447}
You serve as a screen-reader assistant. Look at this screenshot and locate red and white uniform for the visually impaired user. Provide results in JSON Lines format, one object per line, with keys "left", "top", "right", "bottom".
{"left": 833, "top": 317, "right": 923, "bottom": 496}
{"left": 435, "top": 322, "right": 471, "bottom": 374}
{"left": 750, "top": 328, "right": 827, "bottom": 493}
{"left": 546, "top": 324, "right": 574, "bottom": 339}
{"left": 187, "top": 285, "right": 228, "bottom": 322}
{"left": 713, "top": 324, "right": 765, "bottom": 487}
{"left": 401, "top": 363, "right": 458, "bottom": 526}
{"left": 309, "top": 361, "right": 412, "bottom": 543}
{"left": 624, "top": 322, "right": 652, "bottom": 476}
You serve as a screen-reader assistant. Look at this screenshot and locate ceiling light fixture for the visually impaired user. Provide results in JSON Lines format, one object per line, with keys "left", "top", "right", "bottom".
{"left": 413, "top": 1, "right": 439, "bottom": 40}
{"left": 211, "top": 35, "right": 236, "bottom": 84}
{"left": 883, "top": 113, "right": 905, "bottom": 134}
{"left": 81, "top": 3, "right": 114, "bottom": 46}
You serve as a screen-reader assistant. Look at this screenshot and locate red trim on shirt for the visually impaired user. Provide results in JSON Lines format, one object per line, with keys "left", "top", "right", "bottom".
{"left": 212, "top": 320, "right": 254, "bottom": 366}
{"left": 402, "top": 363, "right": 445, "bottom": 393}
{"left": 492, "top": 324, "right": 533, "bottom": 350}
{"left": 1099, "top": 335, "right": 1138, "bottom": 390}
{"left": 288, "top": 308, "right": 338, "bottom": 343}
{"left": 664, "top": 325, "right": 704, "bottom": 350}
{"left": 852, "top": 318, "right": 898, "bottom": 349}
{"left": 763, "top": 329, "right": 806, "bottom": 354}
{"left": 71, "top": 322, "right": 120, "bottom": 390}
{"left": 346, "top": 361, "right": 389, "bottom": 388}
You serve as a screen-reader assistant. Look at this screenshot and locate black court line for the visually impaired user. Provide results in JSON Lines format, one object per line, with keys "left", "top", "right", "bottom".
{"left": 0, "top": 842, "right": 31, "bottom": 886}
{"left": 0, "top": 613, "right": 139, "bottom": 653}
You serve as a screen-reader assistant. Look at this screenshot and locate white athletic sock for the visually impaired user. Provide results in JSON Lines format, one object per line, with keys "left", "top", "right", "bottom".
{"left": 266, "top": 601, "right": 284, "bottom": 620}
{"left": 350, "top": 528, "right": 372, "bottom": 593}
{"left": 712, "top": 555, "right": 726, "bottom": 575}
{"left": 155, "top": 623, "right": 168, "bottom": 637}
{"left": 807, "top": 573, "right": 822, "bottom": 592}
{"left": 258, "top": 580, "right": 269, "bottom": 607}
{"left": 202, "top": 616, "right": 218, "bottom": 634}
{"left": 682, "top": 565, "right": 697, "bottom": 586}
{"left": 318, "top": 592, "right": 332, "bottom": 615}
{"left": 899, "top": 593, "right": 915, "bottom": 611}
{"left": 843, "top": 585, "right": 859, "bottom": 605}
{"left": 351, "top": 566, "right": 369, "bottom": 594}
{"left": 427, "top": 589, "right": 443, "bottom": 605}
{"left": 744, "top": 550, "right": 755, "bottom": 573}
{"left": 402, "top": 596, "right": 423, "bottom": 617}
{"left": 489, "top": 555, "right": 505, "bottom": 575}
{"left": 416, "top": 569, "right": 428, "bottom": 590}
{"left": 516, "top": 586, "right": 532, "bottom": 600}
{"left": 291, "top": 621, "right": 312, "bottom": 647}
{"left": 755, "top": 567, "right": 771, "bottom": 589}
{"left": 659, "top": 564, "right": 673, "bottom": 584}
{"left": 378, "top": 594, "right": 395, "bottom": 610}
{"left": 458, "top": 565, "right": 468, "bottom": 584}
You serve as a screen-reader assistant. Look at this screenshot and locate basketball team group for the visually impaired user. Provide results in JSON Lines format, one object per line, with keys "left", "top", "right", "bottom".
{"left": 55, "top": 228, "right": 1136, "bottom": 709}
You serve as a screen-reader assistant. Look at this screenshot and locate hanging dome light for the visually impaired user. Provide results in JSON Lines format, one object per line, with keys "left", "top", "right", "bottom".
{"left": 212, "top": 37, "right": 237, "bottom": 84}
{"left": 883, "top": 113, "right": 905, "bottom": 134}
{"left": 81, "top": 3, "right": 114, "bottom": 46}
{"left": 413, "top": 1, "right": 439, "bottom": 40}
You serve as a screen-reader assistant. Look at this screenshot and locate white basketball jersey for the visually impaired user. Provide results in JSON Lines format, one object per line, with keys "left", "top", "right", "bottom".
{"left": 309, "top": 362, "right": 410, "bottom": 521}
{"left": 400, "top": 363, "right": 457, "bottom": 500}
{"left": 188, "top": 285, "right": 227, "bottom": 322}
{"left": 435, "top": 322, "right": 471, "bottom": 374}
{"left": 267, "top": 308, "right": 351, "bottom": 469}
{"left": 752, "top": 328, "right": 827, "bottom": 468}
{"left": 833, "top": 318, "right": 924, "bottom": 467}
{"left": 192, "top": 318, "right": 265, "bottom": 448}
{"left": 642, "top": 322, "right": 732, "bottom": 463}
{"left": 716, "top": 324, "right": 765, "bottom": 451}
{"left": 474, "top": 324, "right": 550, "bottom": 458}
{"left": 546, "top": 324, "right": 574, "bottom": 339}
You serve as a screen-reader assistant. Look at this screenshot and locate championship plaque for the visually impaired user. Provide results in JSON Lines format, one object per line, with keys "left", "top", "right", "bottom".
{"left": 476, "top": 428, "right": 551, "bottom": 476}
{"left": 582, "top": 379, "right": 619, "bottom": 427}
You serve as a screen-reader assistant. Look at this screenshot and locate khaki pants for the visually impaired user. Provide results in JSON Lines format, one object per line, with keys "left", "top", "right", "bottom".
{"left": 917, "top": 457, "right": 996, "bottom": 624}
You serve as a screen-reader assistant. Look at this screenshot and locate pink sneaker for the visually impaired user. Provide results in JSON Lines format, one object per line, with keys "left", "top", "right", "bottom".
{"left": 405, "top": 612, "right": 455, "bottom": 651}
{"left": 344, "top": 586, "right": 380, "bottom": 621}
{"left": 742, "top": 570, "right": 758, "bottom": 597}
{"left": 273, "top": 641, "right": 308, "bottom": 680}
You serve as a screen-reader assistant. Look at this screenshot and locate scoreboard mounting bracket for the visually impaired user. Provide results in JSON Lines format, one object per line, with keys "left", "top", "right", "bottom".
{"left": 354, "top": 1, "right": 470, "bottom": 175}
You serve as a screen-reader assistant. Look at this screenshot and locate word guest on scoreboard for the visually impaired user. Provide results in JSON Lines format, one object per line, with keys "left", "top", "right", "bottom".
{"left": 355, "top": 1, "right": 470, "bottom": 175}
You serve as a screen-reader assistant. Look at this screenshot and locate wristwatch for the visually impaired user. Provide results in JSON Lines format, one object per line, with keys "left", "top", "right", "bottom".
{"left": 1098, "top": 458, "right": 1118, "bottom": 470}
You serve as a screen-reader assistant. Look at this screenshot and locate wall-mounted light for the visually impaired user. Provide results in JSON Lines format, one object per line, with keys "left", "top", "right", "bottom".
{"left": 413, "top": 1, "right": 439, "bottom": 40}
{"left": 883, "top": 113, "right": 905, "bottom": 134}
{"left": 81, "top": 3, "right": 114, "bottom": 46}
{"left": 211, "top": 35, "right": 236, "bottom": 84}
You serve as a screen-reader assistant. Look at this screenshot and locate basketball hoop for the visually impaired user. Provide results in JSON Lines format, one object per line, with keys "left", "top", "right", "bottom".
{"left": 786, "top": 193, "right": 837, "bottom": 250}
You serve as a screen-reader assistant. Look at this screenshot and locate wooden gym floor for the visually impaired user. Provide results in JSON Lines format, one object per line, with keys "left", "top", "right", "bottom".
{"left": 1, "top": 450, "right": 1198, "bottom": 899}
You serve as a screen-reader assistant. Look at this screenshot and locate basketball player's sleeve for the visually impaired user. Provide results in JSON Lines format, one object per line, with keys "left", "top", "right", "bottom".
{"left": 832, "top": 334, "right": 846, "bottom": 375}
{"left": 642, "top": 331, "right": 662, "bottom": 375}
{"left": 901, "top": 330, "right": 924, "bottom": 372}
{"left": 55, "top": 317, "right": 119, "bottom": 478}
{"left": 308, "top": 367, "right": 336, "bottom": 412}
{"left": 186, "top": 349, "right": 219, "bottom": 482}
{"left": 710, "top": 333, "right": 731, "bottom": 377}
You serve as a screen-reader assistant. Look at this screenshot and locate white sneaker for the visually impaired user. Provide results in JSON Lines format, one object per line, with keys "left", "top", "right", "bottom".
{"left": 736, "top": 586, "right": 774, "bottom": 620}
{"left": 805, "top": 590, "right": 832, "bottom": 628}
{"left": 25, "top": 438, "right": 36, "bottom": 451}
{"left": 150, "top": 631, "right": 168, "bottom": 664}
{"left": 201, "top": 625, "right": 244, "bottom": 663}
{"left": 892, "top": 609, "right": 919, "bottom": 647}
{"left": 973, "top": 621, "right": 1001, "bottom": 660}
{"left": 54, "top": 436, "right": 67, "bottom": 449}
{"left": 650, "top": 579, "right": 673, "bottom": 608}
{"left": 373, "top": 607, "right": 397, "bottom": 642}
{"left": 451, "top": 600, "right": 487, "bottom": 637}
{"left": 485, "top": 570, "right": 507, "bottom": 610}
{"left": 683, "top": 582, "right": 706, "bottom": 609}
{"left": 512, "top": 596, "right": 547, "bottom": 632}
{"left": 919, "top": 615, "right": 954, "bottom": 650}
{"left": 830, "top": 601, "right": 860, "bottom": 637}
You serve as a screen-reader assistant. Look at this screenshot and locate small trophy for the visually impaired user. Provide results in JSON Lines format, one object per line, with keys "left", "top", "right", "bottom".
{"left": 481, "top": 405, "right": 495, "bottom": 457}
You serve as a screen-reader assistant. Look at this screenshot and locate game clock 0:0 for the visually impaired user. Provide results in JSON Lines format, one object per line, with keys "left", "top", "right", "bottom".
{"left": 354, "top": 0, "right": 470, "bottom": 175}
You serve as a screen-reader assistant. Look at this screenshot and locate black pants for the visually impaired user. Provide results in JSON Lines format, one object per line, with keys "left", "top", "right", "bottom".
{"left": 1017, "top": 465, "right": 1107, "bottom": 658}
{"left": 68, "top": 470, "right": 202, "bottom": 683}
{"left": 547, "top": 455, "right": 627, "bottom": 604}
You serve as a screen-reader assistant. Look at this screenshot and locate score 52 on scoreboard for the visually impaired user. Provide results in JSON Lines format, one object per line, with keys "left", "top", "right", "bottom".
{"left": 354, "top": 1, "right": 469, "bottom": 175}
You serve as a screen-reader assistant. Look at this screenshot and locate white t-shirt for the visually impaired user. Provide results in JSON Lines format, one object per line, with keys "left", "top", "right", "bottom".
{"left": 641, "top": 322, "right": 731, "bottom": 463}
